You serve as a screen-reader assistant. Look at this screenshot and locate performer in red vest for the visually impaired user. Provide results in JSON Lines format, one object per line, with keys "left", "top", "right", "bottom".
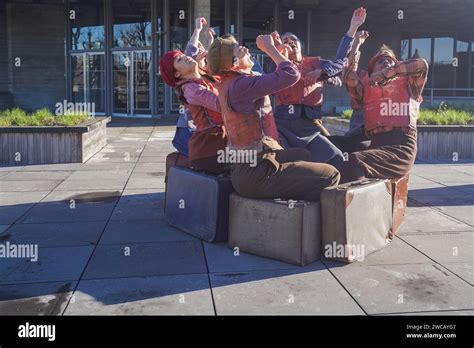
{"left": 160, "top": 50, "right": 228, "bottom": 174}
{"left": 206, "top": 35, "right": 340, "bottom": 201}
{"left": 341, "top": 35, "right": 429, "bottom": 182}
{"left": 270, "top": 8, "right": 368, "bottom": 172}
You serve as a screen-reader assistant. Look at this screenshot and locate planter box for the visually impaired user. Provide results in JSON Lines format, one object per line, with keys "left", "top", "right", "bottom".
{"left": 0, "top": 117, "right": 110, "bottom": 166}
{"left": 323, "top": 117, "right": 474, "bottom": 161}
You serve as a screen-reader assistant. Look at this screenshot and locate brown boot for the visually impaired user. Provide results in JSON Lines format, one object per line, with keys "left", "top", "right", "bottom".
{"left": 313, "top": 119, "right": 331, "bottom": 137}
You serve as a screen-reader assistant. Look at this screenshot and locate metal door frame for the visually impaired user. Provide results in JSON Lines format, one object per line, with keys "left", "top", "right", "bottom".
{"left": 112, "top": 49, "right": 153, "bottom": 117}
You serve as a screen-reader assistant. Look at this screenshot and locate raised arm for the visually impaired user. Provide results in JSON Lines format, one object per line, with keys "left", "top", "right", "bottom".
{"left": 369, "top": 58, "right": 429, "bottom": 100}
{"left": 342, "top": 31, "right": 369, "bottom": 107}
{"left": 230, "top": 35, "right": 300, "bottom": 103}
{"left": 308, "top": 7, "right": 366, "bottom": 84}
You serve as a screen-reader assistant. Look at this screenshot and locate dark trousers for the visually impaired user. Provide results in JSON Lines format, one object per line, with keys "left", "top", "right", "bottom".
{"left": 341, "top": 129, "right": 417, "bottom": 183}
{"left": 327, "top": 132, "right": 371, "bottom": 155}
{"left": 230, "top": 148, "right": 340, "bottom": 202}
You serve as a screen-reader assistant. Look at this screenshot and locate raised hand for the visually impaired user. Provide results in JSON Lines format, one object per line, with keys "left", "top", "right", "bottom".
{"left": 355, "top": 30, "right": 369, "bottom": 46}
{"left": 256, "top": 34, "right": 275, "bottom": 53}
{"left": 351, "top": 7, "right": 366, "bottom": 29}
{"left": 195, "top": 17, "right": 207, "bottom": 31}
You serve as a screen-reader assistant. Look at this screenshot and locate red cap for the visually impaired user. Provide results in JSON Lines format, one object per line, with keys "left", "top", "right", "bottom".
{"left": 160, "top": 50, "right": 182, "bottom": 87}
{"left": 368, "top": 50, "right": 398, "bottom": 75}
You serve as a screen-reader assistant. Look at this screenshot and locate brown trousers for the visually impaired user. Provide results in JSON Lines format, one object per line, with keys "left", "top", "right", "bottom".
{"left": 230, "top": 148, "right": 340, "bottom": 202}
{"left": 341, "top": 128, "right": 417, "bottom": 183}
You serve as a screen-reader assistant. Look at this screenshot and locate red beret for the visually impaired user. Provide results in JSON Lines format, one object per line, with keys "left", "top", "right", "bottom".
{"left": 160, "top": 50, "right": 182, "bottom": 87}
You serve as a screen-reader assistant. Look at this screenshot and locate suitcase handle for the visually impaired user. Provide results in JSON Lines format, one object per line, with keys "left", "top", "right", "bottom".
{"left": 337, "top": 179, "right": 376, "bottom": 189}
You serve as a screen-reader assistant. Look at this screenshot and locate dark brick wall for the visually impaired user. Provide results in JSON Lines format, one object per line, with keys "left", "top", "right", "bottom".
{"left": 0, "top": 1, "right": 7, "bottom": 93}
{"left": 7, "top": 3, "right": 66, "bottom": 112}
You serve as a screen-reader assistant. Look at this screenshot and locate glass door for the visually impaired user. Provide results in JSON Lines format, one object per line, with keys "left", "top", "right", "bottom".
{"left": 71, "top": 52, "right": 106, "bottom": 114}
{"left": 112, "top": 50, "right": 152, "bottom": 116}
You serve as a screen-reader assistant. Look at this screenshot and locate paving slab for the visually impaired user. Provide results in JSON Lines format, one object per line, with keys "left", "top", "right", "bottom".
{"left": 399, "top": 232, "right": 473, "bottom": 285}
{"left": 100, "top": 219, "right": 197, "bottom": 244}
{"left": 397, "top": 206, "right": 472, "bottom": 234}
{"left": 137, "top": 156, "right": 169, "bottom": 163}
{"left": 322, "top": 237, "right": 432, "bottom": 267}
{"left": 78, "top": 163, "right": 135, "bottom": 172}
{"left": 0, "top": 225, "right": 9, "bottom": 234}
{"left": 18, "top": 190, "right": 120, "bottom": 224}
{"left": 210, "top": 266, "right": 365, "bottom": 315}
{"left": 0, "top": 180, "right": 61, "bottom": 192}
{"left": 415, "top": 172, "right": 474, "bottom": 184}
{"left": 2, "top": 171, "right": 74, "bottom": 181}
{"left": 0, "top": 191, "right": 51, "bottom": 224}
{"left": 83, "top": 241, "right": 207, "bottom": 280}
{"left": 400, "top": 232, "right": 473, "bottom": 264}
{"left": 449, "top": 184, "right": 474, "bottom": 195}
{"left": 110, "top": 189, "right": 165, "bottom": 221}
{"left": 204, "top": 242, "right": 323, "bottom": 273}
{"left": 87, "top": 153, "right": 139, "bottom": 163}
{"left": 10, "top": 164, "right": 83, "bottom": 172}
{"left": 434, "top": 205, "right": 474, "bottom": 226}
{"left": 438, "top": 263, "right": 474, "bottom": 285}
{"left": 64, "top": 275, "right": 214, "bottom": 315}
{"left": 3, "top": 221, "right": 107, "bottom": 247}
{"left": 381, "top": 309, "right": 474, "bottom": 316}
{"left": 133, "top": 162, "right": 166, "bottom": 173}
{"left": 125, "top": 172, "right": 166, "bottom": 190}
{"left": 0, "top": 281, "right": 75, "bottom": 315}
{"left": 66, "top": 170, "right": 132, "bottom": 181}
{"left": 0, "top": 246, "right": 94, "bottom": 284}
{"left": 54, "top": 178, "right": 128, "bottom": 191}
{"left": 325, "top": 263, "right": 474, "bottom": 314}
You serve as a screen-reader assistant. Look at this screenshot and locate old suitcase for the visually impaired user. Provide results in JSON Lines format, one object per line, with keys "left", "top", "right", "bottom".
{"left": 164, "top": 152, "right": 190, "bottom": 212}
{"left": 165, "top": 166, "right": 234, "bottom": 242}
{"left": 321, "top": 179, "right": 393, "bottom": 263}
{"left": 391, "top": 175, "right": 409, "bottom": 237}
{"left": 165, "top": 152, "right": 190, "bottom": 181}
{"left": 228, "top": 194, "right": 321, "bottom": 266}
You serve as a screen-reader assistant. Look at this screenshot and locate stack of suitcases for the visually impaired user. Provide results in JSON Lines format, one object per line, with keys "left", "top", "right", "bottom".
{"left": 165, "top": 152, "right": 410, "bottom": 265}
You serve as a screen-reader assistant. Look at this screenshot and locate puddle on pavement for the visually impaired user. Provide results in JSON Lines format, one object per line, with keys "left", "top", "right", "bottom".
{"left": 67, "top": 191, "right": 121, "bottom": 204}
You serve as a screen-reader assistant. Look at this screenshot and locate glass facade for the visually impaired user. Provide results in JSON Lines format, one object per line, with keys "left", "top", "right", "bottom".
{"left": 112, "top": 0, "right": 152, "bottom": 48}
{"left": 401, "top": 34, "right": 474, "bottom": 98}
{"left": 64, "top": 0, "right": 473, "bottom": 118}
{"left": 70, "top": 0, "right": 105, "bottom": 50}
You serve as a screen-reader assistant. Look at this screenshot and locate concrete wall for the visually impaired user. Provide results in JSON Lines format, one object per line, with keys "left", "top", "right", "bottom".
{"left": 194, "top": 0, "right": 212, "bottom": 48}
{"left": 7, "top": 3, "right": 66, "bottom": 112}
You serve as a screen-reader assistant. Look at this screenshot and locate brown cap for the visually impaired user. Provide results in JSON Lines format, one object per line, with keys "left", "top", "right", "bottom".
{"left": 207, "top": 37, "right": 236, "bottom": 75}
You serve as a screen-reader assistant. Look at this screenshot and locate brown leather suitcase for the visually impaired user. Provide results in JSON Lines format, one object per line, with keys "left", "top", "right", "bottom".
{"left": 165, "top": 152, "right": 190, "bottom": 181}
{"left": 321, "top": 179, "right": 393, "bottom": 263}
{"left": 391, "top": 175, "right": 409, "bottom": 237}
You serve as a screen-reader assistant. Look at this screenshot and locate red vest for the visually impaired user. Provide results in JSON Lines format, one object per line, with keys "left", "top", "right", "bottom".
{"left": 275, "top": 57, "right": 323, "bottom": 106}
{"left": 176, "top": 77, "right": 223, "bottom": 131}
{"left": 176, "top": 77, "right": 226, "bottom": 161}
{"left": 362, "top": 75, "right": 419, "bottom": 131}
{"left": 216, "top": 72, "right": 281, "bottom": 152}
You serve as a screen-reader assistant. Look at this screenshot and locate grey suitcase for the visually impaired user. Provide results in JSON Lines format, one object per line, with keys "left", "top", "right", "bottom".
{"left": 228, "top": 194, "right": 321, "bottom": 266}
{"left": 165, "top": 166, "right": 234, "bottom": 242}
{"left": 321, "top": 179, "right": 393, "bottom": 263}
